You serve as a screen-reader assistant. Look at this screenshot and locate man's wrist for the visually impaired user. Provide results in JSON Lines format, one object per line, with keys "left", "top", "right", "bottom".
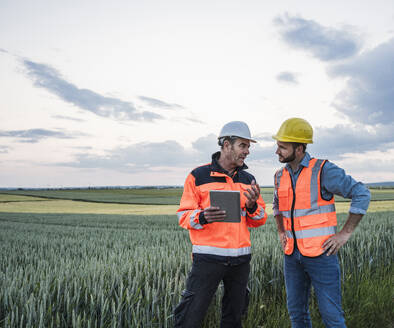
{"left": 199, "top": 211, "right": 208, "bottom": 225}
{"left": 246, "top": 202, "right": 258, "bottom": 213}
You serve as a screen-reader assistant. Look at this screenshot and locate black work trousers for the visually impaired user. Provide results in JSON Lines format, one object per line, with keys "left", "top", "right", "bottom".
{"left": 174, "top": 257, "right": 250, "bottom": 328}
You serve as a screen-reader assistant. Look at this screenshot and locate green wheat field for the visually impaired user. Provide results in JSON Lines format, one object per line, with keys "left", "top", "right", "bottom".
{"left": 0, "top": 188, "right": 393, "bottom": 327}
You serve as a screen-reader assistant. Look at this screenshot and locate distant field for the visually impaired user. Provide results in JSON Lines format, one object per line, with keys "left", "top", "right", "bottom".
{"left": 1, "top": 194, "right": 393, "bottom": 215}
{"left": 0, "top": 188, "right": 183, "bottom": 205}
{"left": 0, "top": 194, "right": 48, "bottom": 202}
{"left": 0, "top": 196, "right": 179, "bottom": 215}
{"left": 0, "top": 188, "right": 274, "bottom": 205}
{"left": 335, "top": 188, "right": 394, "bottom": 202}
{"left": 1, "top": 187, "right": 393, "bottom": 205}
{"left": 0, "top": 188, "right": 393, "bottom": 216}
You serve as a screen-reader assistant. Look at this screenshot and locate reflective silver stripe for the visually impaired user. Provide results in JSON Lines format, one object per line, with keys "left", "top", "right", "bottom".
{"left": 177, "top": 209, "right": 203, "bottom": 229}
{"left": 310, "top": 159, "right": 324, "bottom": 208}
{"left": 294, "top": 226, "right": 337, "bottom": 239}
{"left": 190, "top": 209, "right": 203, "bottom": 230}
{"left": 177, "top": 210, "right": 188, "bottom": 222}
{"left": 294, "top": 204, "right": 336, "bottom": 217}
{"left": 249, "top": 206, "right": 265, "bottom": 220}
{"left": 281, "top": 204, "right": 336, "bottom": 219}
{"left": 192, "top": 245, "right": 251, "bottom": 257}
{"left": 286, "top": 230, "right": 294, "bottom": 239}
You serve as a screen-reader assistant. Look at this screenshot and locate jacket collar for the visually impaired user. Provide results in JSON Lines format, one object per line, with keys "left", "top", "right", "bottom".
{"left": 300, "top": 152, "right": 311, "bottom": 168}
{"left": 211, "top": 151, "right": 248, "bottom": 175}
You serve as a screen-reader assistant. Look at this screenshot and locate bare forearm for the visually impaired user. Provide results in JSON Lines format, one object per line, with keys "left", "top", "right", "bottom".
{"left": 340, "top": 213, "right": 363, "bottom": 234}
{"left": 275, "top": 214, "right": 287, "bottom": 251}
{"left": 275, "top": 215, "right": 285, "bottom": 233}
{"left": 323, "top": 213, "right": 363, "bottom": 255}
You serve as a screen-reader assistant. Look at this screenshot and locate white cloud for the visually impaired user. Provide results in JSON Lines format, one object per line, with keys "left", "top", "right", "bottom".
{"left": 138, "top": 96, "right": 184, "bottom": 110}
{"left": 23, "top": 59, "right": 163, "bottom": 122}
{"left": 329, "top": 38, "right": 394, "bottom": 126}
{"left": 51, "top": 115, "right": 86, "bottom": 122}
{"left": 58, "top": 140, "right": 202, "bottom": 171}
{"left": 0, "top": 145, "right": 10, "bottom": 154}
{"left": 0, "top": 128, "right": 85, "bottom": 143}
{"left": 277, "top": 71, "right": 299, "bottom": 84}
{"left": 275, "top": 14, "right": 361, "bottom": 61}
{"left": 309, "top": 124, "right": 394, "bottom": 159}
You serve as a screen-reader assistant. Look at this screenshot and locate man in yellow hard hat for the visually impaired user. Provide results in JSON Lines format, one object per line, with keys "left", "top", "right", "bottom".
{"left": 272, "top": 118, "right": 370, "bottom": 328}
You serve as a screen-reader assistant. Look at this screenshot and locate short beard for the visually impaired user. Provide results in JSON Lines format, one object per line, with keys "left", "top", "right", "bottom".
{"left": 280, "top": 149, "right": 296, "bottom": 163}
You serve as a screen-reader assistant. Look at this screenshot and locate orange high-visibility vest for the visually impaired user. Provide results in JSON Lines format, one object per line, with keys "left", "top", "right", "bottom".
{"left": 275, "top": 158, "right": 337, "bottom": 257}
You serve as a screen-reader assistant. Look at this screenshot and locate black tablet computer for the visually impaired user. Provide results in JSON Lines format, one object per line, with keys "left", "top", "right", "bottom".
{"left": 209, "top": 190, "right": 241, "bottom": 223}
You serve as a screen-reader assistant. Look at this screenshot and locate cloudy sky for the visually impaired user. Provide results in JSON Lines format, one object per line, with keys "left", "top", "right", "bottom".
{"left": 1, "top": 0, "right": 394, "bottom": 188}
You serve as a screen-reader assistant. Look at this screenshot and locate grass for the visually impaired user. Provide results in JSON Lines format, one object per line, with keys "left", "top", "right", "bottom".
{"left": 0, "top": 211, "right": 392, "bottom": 327}
{"left": 0, "top": 188, "right": 393, "bottom": 327}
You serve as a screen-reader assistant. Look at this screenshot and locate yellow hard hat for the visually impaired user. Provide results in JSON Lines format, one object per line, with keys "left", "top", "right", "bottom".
{"left": 272, "top": 118, "right": 313, "bottom": 144}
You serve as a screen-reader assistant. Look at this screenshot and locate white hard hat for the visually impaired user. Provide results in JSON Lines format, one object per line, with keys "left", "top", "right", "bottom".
{"left": 218, "top": 121, "right": 256, "bottom": 143}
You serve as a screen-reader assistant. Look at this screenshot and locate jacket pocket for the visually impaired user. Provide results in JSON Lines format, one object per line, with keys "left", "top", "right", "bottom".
{"left": 200, "top": 184, "right": 226, "bottom": 207}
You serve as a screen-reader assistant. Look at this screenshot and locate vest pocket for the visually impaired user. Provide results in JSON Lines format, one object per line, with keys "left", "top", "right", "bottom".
{"left": 285, "top": 237, "right": 293, "bottom": 254}
{"left": 298, "top": 215, "right": 328, "bottom": 228}
{"left": 301, "top": 236, "right": 324, "bottom": 249}
{"left": 284, "top": 217, "right": 292, "bottom": 230}
{"left": 278, "top": 189, "right": 289, "bottom": 211}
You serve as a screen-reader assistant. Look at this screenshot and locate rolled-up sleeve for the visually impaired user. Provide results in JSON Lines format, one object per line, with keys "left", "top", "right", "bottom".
{"left": 272, "top": 188, "right": 281, "bottom": 216}
{"left": 321, "top": 161, "right": 371, "bottom": 215}
{"left": 273, "top": 170, "right": 282, "bottom": 217}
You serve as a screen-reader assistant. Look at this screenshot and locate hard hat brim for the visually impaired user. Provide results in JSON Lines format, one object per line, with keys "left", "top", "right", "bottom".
{"left": 272, "top": 134, "right": 313, "bottom": 144}
{"left": 218, "top": 136, "right": 257, "bottom": 143}
{"left": 245, "top": 137, "right": 257, "bottom": 143}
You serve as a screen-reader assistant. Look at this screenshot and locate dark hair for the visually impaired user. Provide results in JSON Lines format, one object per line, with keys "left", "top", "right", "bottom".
{"left": 218, "top": 136, "right": 238, "bottom": 148}
{"left": 292, "top": 143, "right": 307, "bottom": 153}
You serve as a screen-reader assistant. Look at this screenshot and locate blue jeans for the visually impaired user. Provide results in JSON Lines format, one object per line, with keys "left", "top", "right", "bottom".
{"left": 284, "top": 248, "right": 346, "bottom": 328}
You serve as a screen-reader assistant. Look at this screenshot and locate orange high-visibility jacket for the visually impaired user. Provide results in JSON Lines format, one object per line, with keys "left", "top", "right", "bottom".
{"left": 177, "top": 153, "right": 267, "bottom": 258}
{"left": 275, "top": 158, "right": 337, "bottom": 257}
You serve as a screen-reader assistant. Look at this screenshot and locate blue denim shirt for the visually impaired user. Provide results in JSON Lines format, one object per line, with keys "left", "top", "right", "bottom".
{"left": 273, "top": 152, "right": 371, "bottom": 216}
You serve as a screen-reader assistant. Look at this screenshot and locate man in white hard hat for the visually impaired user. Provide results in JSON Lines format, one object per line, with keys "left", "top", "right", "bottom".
{"left": 174, "top": 121, "right": 268, "bottom": 328}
